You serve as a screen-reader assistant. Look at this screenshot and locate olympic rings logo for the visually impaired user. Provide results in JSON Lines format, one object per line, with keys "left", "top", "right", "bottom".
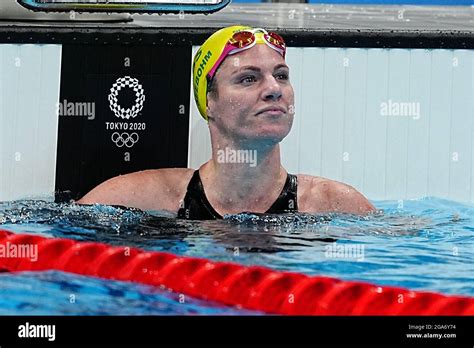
{"left": 108, "top": 76, "right": 145, "bottom": 120}
{"left": 111, "top": 132, "right": 139, "bottom": 148}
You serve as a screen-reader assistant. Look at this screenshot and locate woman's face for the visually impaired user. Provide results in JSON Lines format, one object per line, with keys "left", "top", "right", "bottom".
{"left": 206, "top": 43, "right": 295, "bottom": 145}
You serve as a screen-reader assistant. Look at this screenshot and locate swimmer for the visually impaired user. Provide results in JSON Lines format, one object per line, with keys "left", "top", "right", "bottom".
{"left": 77, "top": 25, "right": 376, "bottom": 219}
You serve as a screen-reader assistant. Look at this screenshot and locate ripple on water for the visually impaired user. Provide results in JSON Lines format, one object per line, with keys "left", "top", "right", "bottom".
{"left": 0, "top": 196, "right": 473, "bottom": 314}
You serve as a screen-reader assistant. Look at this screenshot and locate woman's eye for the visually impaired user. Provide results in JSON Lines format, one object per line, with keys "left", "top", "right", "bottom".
{"left": 240, "top": 76, "right": 256, "bottom": 84}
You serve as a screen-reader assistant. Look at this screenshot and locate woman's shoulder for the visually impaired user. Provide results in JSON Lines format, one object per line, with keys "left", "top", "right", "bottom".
{"left": 143, "top": 168, "right": 195, "bottom": 183}
{"left": 296, "top": 173, "right": 375, "bottom": 215}
{"left": 77, "top": 168, "right": 195, "bottom": 211}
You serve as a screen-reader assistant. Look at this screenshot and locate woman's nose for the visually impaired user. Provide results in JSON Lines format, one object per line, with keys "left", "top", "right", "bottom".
{"left": 262, "top": 76, "right": 283, "bottom": 101}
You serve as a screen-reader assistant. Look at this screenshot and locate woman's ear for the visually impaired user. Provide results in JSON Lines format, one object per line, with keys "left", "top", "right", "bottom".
{"left": 206, "top": 96, "right": 215, "bottom": 120}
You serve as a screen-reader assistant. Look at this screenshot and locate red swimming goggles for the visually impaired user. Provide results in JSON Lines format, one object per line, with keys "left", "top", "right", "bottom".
{"left": 207, "top": 28, "right": 287, "bottom": 81}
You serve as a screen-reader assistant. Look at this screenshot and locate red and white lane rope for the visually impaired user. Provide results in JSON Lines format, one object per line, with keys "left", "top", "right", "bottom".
{"left": 0, "top": 229, "right": 473, "bottom": 315}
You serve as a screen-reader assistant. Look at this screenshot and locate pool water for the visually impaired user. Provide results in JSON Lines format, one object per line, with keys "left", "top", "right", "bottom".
{"left": 0, "top": 197, "right": 473, "bottom": 315}
{"left": 0, "top": 271, "right": 261, "bottom": 315}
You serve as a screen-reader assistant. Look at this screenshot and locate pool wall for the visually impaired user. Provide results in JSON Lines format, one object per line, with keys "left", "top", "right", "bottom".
{"left": 0, "top": 3, "right": 472, "bottom": 204}
{"left": 0, "top": 44, "right": 62, "bottom": 201}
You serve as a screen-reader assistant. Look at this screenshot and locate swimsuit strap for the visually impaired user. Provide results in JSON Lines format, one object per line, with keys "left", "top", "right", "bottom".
{"left": 177, "top": 170, "right": 298, "bottom": 220}
{"left": 266, "top": 173, "right": 298, "bottom": 213}
{"left": 177, "top": 170, "right": 222, "bottom": 220}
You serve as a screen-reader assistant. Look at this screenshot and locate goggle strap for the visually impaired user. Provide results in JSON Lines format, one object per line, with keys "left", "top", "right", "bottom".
{"left": 206, "top": 29, "right": 286, "bottom": 81}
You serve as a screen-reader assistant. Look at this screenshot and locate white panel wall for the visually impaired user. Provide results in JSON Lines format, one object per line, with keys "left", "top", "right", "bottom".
{"left": 0, "top": 44, "right": 62, "bottom": 201}
{"left": 189, "top": 46, "right": 474, "bottom": 203}
{"left": 188, "top": 46, "right": 212, "bottom": 169}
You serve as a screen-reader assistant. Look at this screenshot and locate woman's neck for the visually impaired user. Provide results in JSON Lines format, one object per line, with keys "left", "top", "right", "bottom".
{"left": 199, "top": 142, "right": 288, "bottom": 214}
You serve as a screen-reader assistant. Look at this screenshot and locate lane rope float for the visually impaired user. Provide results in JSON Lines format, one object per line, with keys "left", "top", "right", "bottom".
{"left": 0, "top": 229, "right": 473, "bottom": 315}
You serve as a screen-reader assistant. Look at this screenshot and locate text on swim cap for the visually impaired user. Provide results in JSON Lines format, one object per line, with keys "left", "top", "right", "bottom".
{"left": 194, "top": 50, "right": 212, "bottom": 91}
{"left": 193, "top": 48, "right": 203, "bottom": 65}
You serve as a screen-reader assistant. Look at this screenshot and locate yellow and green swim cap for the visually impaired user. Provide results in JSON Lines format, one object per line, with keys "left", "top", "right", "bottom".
{"left": 192, "top": 25, "right": 286, "bottom": 121}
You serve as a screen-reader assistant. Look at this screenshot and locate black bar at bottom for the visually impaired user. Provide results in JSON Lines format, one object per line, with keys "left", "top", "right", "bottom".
{"left": 0, "top": 316, "right": 472, "bottom": 345}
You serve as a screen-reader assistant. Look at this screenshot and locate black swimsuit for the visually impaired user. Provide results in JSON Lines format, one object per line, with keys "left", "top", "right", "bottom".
{"left": 177, "top": 170, "right": 298, "bottom": 220}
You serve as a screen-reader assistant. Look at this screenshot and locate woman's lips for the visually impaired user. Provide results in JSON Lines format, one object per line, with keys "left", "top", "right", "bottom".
{"left": 260, "top": 110, "right": 284, "bottom": 116}
{"left": 257, "top": 107, "right": 286, "bottom": 116}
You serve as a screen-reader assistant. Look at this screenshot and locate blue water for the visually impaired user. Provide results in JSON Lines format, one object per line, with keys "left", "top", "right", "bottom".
{"left": 0, "top": 271, "right": 259, "bottom": 315}
{"left": 0, "top": 197, "right": 473, "bottom": 315}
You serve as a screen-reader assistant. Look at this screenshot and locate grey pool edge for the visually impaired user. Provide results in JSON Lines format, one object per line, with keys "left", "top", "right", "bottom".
{"left": 0, "top": 3, "right": 473, "bottom": 48}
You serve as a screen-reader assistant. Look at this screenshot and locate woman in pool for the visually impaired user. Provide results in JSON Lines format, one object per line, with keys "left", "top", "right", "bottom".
{"left": 78, "top": 25, "right": 376, "bottom": 219}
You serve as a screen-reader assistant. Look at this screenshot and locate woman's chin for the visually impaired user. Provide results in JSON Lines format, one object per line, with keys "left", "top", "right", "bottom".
{"left": 246, "top": 128, "right": 290, "bottom": 143}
